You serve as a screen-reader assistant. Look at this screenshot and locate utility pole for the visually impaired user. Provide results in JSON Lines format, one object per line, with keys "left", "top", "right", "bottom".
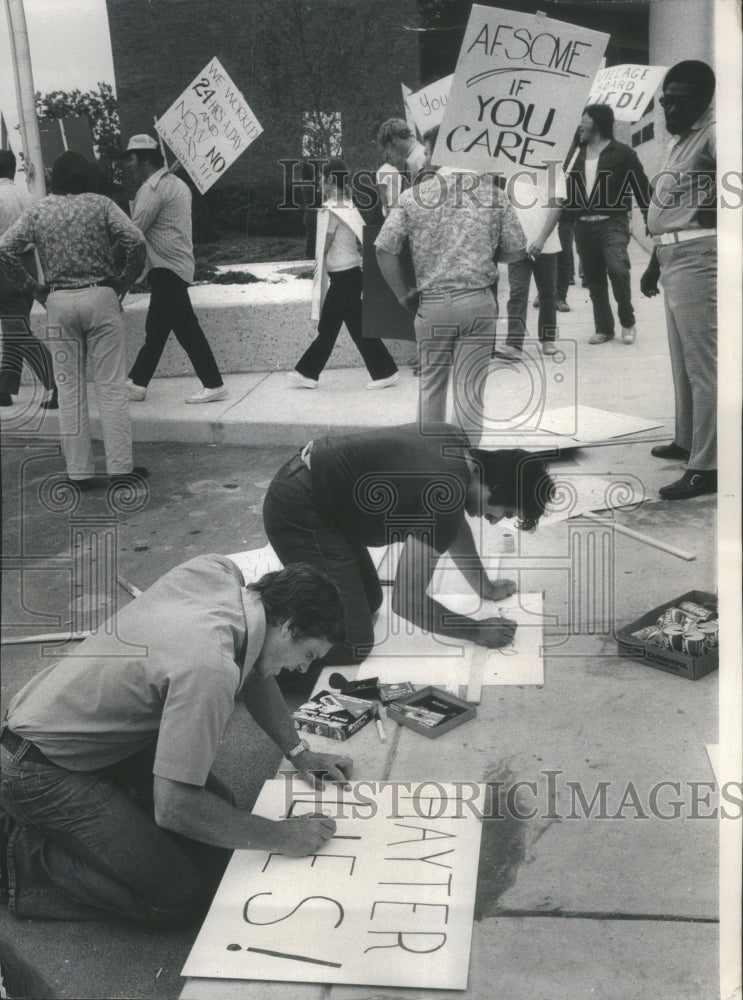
{"left": 3, "top": 0, "right": 45, "bottom": 199}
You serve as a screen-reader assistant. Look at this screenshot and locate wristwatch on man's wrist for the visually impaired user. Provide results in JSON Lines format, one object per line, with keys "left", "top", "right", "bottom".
{"left": 286, "top": 739, "right": 309, "bottom": 761}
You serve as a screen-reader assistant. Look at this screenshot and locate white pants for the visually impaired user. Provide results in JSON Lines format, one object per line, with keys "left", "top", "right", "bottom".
{"left": 46, "top": 287, "right": 132, "bottom": 478}
{"left": 414, "top": 287, "right": 498, "bottom": 443}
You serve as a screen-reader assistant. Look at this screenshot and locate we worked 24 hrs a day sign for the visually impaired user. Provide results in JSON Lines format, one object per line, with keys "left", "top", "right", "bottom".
{"left": 433, "top": 6, "right": 608, "bottom": 181}
{"left": 182, "top": 779, "right": 486, "bottom": 989}
{"left": 156, "top": 57, "right": 263, "bottom": 194}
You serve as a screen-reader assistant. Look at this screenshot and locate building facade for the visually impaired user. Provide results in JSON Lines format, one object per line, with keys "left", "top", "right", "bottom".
{"left": 106, "top": 0, "right": 421, "bottom": 234}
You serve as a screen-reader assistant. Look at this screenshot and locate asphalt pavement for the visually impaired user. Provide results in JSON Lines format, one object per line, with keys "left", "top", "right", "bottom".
{"left": 0, "top": 240, "right": 723, "bottom": 1000}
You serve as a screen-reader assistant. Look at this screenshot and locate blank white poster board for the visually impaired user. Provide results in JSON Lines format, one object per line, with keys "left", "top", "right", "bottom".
{"left": 357, "top": 587, "right": 545, "bottom": 687}
{"left": 494, "top": 405, "right": 664, "bottom": 451}
{"left": 182, "top": 779, "right": 486, "bottom": 990}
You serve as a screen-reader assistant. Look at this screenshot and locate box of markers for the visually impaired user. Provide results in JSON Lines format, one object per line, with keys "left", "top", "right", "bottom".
{"left": 386, "top": 686, "right": 476, "bottom": 740}
{"left": 292, "top": 690, "right": 376, "bottom": 741}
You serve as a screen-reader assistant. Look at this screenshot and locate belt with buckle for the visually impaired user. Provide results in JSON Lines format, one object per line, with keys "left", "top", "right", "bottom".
{"left": 0, "top": 726, "right": 55, "bottom": 766}
{"left": 651, "top": 229, "right": 716, "bottom": 246}
{"left": 578, "top": 214, "right": 611, "bottom": 223}
{"left": 420, "top": 287, "right": 489, "bottom": 302}
{"left": 48, "top": 279, "right": 116, "bottom": 293}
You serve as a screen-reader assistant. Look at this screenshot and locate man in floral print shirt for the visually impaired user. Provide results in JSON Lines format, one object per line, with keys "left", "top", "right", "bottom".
{"left": 375, "top": 125, "right": 526, "bottom": 443}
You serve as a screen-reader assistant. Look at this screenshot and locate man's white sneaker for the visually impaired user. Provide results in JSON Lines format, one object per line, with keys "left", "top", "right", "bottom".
{"left": 621, "top": 325, "right": 637, "bottom": 344}
{"left": 366, "top": 372, "right": 400, "bottom": 390}
{"left": 125, "top": 378, "right": 147, "bottom": 401}
{"left": 286, "top": 371, "right": 318, "bottom": 389}
{"left": 185, "top": 386, "right": 228, "bottom": 404}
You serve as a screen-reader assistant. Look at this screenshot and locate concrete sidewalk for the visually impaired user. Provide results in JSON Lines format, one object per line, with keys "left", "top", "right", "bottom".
{"left": 1, "top": 238, "right": 677, "bottom": 450}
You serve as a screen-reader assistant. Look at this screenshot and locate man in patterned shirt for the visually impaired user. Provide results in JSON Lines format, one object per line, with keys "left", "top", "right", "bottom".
{"left": 122, "top": 135, "right": 227, "bottom": 405}
{"left": 375, "top": 126, "right": 526, "bottom": 443}
{"left": 0, "top": 152, "right": 146, "bottom": 486}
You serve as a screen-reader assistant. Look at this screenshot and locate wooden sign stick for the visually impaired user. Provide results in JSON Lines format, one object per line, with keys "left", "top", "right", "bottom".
{"left": 583, "top": 512, "right": 696, "bottom": 561}
{"left": 465, "top": 644, "right": 488, "bottom": 704}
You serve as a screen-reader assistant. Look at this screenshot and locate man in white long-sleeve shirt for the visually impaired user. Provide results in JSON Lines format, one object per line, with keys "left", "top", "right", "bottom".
{"left": 122, "top": 134, "right": 226, "bottom": 404}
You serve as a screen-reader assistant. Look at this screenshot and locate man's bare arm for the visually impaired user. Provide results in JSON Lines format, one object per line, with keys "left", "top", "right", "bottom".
{"left": 376, "top": 247, "right": 418, "bottom": 311}
{"left": 391, "top": 536, "right": 516, "bottom": 647}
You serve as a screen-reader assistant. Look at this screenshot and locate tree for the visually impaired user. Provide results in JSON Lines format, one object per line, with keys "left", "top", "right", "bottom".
{"left": 252, "top": 0, "right": 419, "bottom": 164}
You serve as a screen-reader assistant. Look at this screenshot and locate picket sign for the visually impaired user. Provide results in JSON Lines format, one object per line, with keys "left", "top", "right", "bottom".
{"left": 587, "top": 63, "right": 668, "bottom": 122}
{"left": 432, "top": 5, "right": 608, "bottom": 181}
{"left": 182, "top": 779, "right": 486, "bottom": 989}
{"left": 155, "top": 56, "right": 263, "bottom": 193}
{"left": 402, "top": 74, "right": 454, "bottom": 135}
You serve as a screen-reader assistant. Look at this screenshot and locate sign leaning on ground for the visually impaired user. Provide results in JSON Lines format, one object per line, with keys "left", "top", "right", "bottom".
{"left": 155, "top": 56, "right": 263, "bottom": 193}
{"left": 433, "top": 5, "right": 608, "bottom": 180}
{"left": 402, "top": 74, "right": 454, "bottom": 135}
{"left": 182, "top": 779, "right": 486, "bottom": 989}
{"left": 586, "top": 63, "right": 668, "bottom": 122}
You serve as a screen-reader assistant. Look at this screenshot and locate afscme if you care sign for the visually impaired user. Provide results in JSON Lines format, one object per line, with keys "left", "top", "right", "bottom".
{"left": 433, "top": 5, "right": 609, "bottom": 180}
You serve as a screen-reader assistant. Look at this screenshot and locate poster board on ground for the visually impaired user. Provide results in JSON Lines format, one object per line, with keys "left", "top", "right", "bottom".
{"left": 586, "top": 64, "right": 668, "bottom": 122}
{"left": 155, "top": 56, "right": 263, "bottom": 193}
{"left": 432, "top": 5, "right": 608, "bottom": 181}
{"left": 488, "top": 405, "right": 664, "bottom": 451}
{"left": 362, "top": 225, "right": 416, "bottom": 342}
{"left": 356, "top": 586, "right": 545, "bottom": 688}
{"left": 182, "top": 778, "right": 486, "bottom": 990}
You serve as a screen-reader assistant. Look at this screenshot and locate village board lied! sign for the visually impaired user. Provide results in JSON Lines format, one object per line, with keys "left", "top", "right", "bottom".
{"left": 182, "top": 779, "right": 486, "bottom": 989}
{"left": 433, "top": 5, "right": 608, "bottom": 180}
{"left": 587, "top": 63, "right": 668, "bottom": 122}
{"left": 155, "top": 57, "right": 263, "bottom": 193}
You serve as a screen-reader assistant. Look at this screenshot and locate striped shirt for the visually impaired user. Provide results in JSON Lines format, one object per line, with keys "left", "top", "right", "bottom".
{"left": 131, "top": 167, "right": 195, "bottom": 283}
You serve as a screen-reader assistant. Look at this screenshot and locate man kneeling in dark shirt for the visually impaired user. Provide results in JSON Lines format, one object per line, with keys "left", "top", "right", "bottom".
{"left": 263, "top": 422, "right": 555, "bottom": 666}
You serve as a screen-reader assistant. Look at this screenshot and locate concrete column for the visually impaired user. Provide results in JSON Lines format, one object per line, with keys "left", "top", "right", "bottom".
{"left": 649, "top": 0, "right": 714, "bottom": 67}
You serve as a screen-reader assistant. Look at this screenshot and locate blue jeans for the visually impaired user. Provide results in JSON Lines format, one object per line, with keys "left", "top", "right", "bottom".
{"left": 556, "top": 218, "right": 575, "bottom": 301}
{"left": 0, "top": 739, "right": 229, "bottom": 922}
{"left": 506, "top": 254, "right": 558, "bottom": 348}
{"left": 574, "top": 215, "right": 635, "bottom": 336}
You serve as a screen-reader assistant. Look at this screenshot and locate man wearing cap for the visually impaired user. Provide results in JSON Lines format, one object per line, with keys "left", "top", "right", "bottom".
{"left": 641, "top": 61, "right": 717, "bottom": 500}
{"left": 122, "top": 135, "right": 227, "bottom": 404}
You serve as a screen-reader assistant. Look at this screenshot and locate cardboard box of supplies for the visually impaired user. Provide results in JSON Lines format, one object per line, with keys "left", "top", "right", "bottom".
{"left": 616, "top": 590, "right": 718, "bottom": 681}
{"left": 292, "top": 690, "right": 376, "bottom": 741}
{"left": 386, "top": 686, "right": 476, "bottom": 739}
